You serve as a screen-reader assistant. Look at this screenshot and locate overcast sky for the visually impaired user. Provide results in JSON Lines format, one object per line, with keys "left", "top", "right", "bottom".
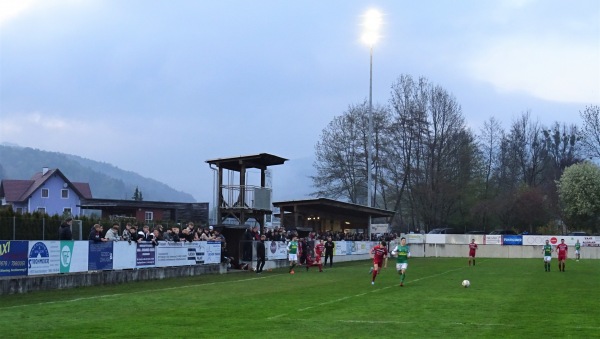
{"left": 1, "top": 0, "right": 599, "bottom": 205}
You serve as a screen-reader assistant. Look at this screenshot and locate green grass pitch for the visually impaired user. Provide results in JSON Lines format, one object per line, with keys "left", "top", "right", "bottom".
{"left": 0, "top": 257, "right": 598, "bottom": 338}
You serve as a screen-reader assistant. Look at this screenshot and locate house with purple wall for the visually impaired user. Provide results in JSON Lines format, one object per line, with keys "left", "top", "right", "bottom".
{"left": 0, "top": 167, "right": 92, "bottom": 217}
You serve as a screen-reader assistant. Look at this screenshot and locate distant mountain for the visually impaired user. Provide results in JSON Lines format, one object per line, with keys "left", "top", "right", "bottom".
{"left": 0, "top": 144, "right": 195, "bottom": 202}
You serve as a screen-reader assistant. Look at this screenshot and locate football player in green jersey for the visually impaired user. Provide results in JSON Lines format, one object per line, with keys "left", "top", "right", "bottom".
{"left": 542, "top": 240, "right": 553, "bottom": 272}
{"left": 287, "top": 236, "right": 299, "bottom": 274}
{"left": 391, "top": 237, "right": 411, "bottom": 287}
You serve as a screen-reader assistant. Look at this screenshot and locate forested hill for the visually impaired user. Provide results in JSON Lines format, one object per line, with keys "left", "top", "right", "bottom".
{"left": 0, "top": 144, "right": 196, "bottom": 202}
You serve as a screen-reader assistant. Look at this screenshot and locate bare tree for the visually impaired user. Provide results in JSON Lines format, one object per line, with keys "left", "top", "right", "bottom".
{"left": 311, "top": 102, "right": 387, "bottom": 204}
{"left": 384, "top": 75, "right": 429, "bottom": 229}
{"left": 478, "top": 117, "right": 504, "bottom": 197}
{"left": 386, "top": 74, "right": 475, "bottom": 231}
{"left": 542, "top": 122, "right": 582, "bottom": 181}
{"left": 506, "top": 112, "right": 545, "bottom": 187}
{"left": 579, "top": 105, "right": 600, "bottom": 159}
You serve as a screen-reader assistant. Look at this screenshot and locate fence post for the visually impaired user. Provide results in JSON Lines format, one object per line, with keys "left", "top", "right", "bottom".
{"left": 43, "top": 217, "right": 46, "bottom": 240}
{"left": 12, "top": 216, "right": 16, "bottom": 240}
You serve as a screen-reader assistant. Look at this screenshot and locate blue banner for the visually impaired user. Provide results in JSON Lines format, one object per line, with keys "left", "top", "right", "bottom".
{"left": 503, "top": 235, "right": 523, "bottom": 245}
{"left": 88, "top": 241, "right": 114, "bottom": 271}
{"left": 0, "top": 241, "right": 29, "bottom": 277}
{"left": 136, "top": 242, "right": 156, "bottom": 267}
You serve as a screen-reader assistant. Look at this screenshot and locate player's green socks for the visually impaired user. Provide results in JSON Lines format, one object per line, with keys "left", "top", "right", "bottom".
{"left": 401, "top": 273, "right": 405, "bottom": 283}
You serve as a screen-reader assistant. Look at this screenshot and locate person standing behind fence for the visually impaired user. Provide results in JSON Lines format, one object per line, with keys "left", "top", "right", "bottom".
{"left": 105, "top": 223, "right": 120, "bottom": 241}
{"left": 89, "top": 224, "right": 107, "bottom": 242}
{"left": 324, "top": 236, "right": 335, "bottom": 268}
{"left": 121, "top": 223, "right": 132, "bottom": 242}
{"left": 137, "top": 225, "right": 152, "bottom": 242}
{"left": 58, "top": 217, "right": 73, "bottom": 240}
{"left": 256, "top": 234, "right": 266, "bottom": 274}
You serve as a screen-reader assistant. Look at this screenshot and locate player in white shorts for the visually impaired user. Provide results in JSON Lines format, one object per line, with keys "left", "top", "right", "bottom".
{"left": 542, "top": 240, "right": 553, "bottom": 272}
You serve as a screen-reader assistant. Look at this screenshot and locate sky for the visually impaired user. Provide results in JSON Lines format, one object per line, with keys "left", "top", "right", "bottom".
{"left": 1, "top": 0, "right": 599, "bottom": 206}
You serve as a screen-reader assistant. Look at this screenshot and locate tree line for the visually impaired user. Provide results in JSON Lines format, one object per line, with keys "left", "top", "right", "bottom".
{"left": 312, "top": 74, "right": 600, "bottom": 235}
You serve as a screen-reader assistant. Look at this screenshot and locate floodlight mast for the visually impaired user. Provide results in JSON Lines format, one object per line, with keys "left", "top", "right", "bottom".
{"left": 361, "top": 9, "right": 382, "bottom": 242}
{"left": 361, "top": 9, "right": 381, "bottom": 209}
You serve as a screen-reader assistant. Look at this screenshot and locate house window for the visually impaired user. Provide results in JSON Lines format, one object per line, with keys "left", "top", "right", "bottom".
{"left": 15, "top": 207, "right": 23, "bottom": 214}
{"left": 41, "top": 188, "right": 49, "bottom": 198}
{"left": 62, "top": 189, "right": 69, "bottom": 198}
{"left": 64, "top": 208, "right": 72, "bottom": 215}
{"left": 145, "top": 211, "right": 154, "bottom": 223}
{"left": 37, "top": 207, "right": 46, "bottom": 214}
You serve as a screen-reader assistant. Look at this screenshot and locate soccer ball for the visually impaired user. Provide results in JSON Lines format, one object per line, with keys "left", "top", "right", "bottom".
{"left": 462, "top": 280, "right": 470, "bottom": 288}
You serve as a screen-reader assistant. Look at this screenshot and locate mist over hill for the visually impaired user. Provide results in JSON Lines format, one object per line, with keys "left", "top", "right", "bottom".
{"left": 0, "top": 144, "right": 196, "bottom": 202}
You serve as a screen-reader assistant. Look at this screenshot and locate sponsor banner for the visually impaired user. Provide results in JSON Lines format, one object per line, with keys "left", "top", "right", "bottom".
{"left": 348, "top": 241, "right": 370, "bottom": 255}
{"left": 503, "top": 235, "right": 523, "bottom": 246}
{"left": 88, "top": 241, "right": 113, "bottom": 271}
{"left": 371, "top": 223, "right": 390, "bottom": 234}
{"left": 266, "top": 241, "right": 288, "bottom": 260}
{"left": 204, "top": 241, "right": 222, "bottom": 264}
{"left": 405, "top": 234, "right": 425, "bottom": 244}
{"left": 345, "top": 241, "right": 353, "bottom": 255}
{"left": 484, "top": 235, "right": 502, "bottom": 245}
{"left": 334, "top": 241, "right": 347, "bottom": 255}
{"left": 523, "top": 235, "right": 560, "bottom": 246}
{"left": 522, "top": 235, "right": 597, "bottom": 246}
{"left": 28, "top": 241, "right": 60, "bottom": 276}
{"left": 188, "top": 242, "right": 203, "bottom": 264}
{"left": 113, "top": 241, "right": 137, "bottom": 269}
{"left": 156, "top": 241, "right": 196, "bottom": 267}
{"left": 0, "top": 240, "right": 28, "bottom": 277}
{"left": 136, "top": 242, "right": 156, "bottom": 267}
{"left": 60, "top": 241, "right": 89, "bottom": 273}
{"left": 582, "top": 236, "right": 599, "bottom": 247}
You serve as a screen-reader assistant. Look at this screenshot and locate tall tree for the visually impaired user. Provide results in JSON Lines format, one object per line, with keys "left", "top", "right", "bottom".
{"left": 557, "top": 162, "right": 600, "bottom": 234}
{"left": 540, "top": 122, "right": 584, "bottom": 221}
{"left": 384, "top": 74, "right": 429, "bottom": 228}
{"left": 542, "top": 122, "right": 582, "bottom": 181}
{"left": 505, "top": 112, "right": 545, "bottom": 187}
{"left": 387, "top": 74, "right": 475, "bottom": 231}
{"left": 471, "top": 117, "right": 504, "bottom": 231}
{"left": 579, "top": 105, "right": 600, "bottom": 159}
{"left": 311, "top": 102, "right": 387, "bottom": 204}
{"left": 132, "top": 186, "right": 143, "bottom": 201}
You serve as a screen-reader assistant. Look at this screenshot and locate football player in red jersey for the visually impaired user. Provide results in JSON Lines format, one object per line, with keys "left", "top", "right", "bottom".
{"left": 468, "top": 239, "right": 478, "bottom": 266}
{"left": 306, "top": 239, "right": 324, "bottom": 272}
{"left": 556, "top": 239, "right": 568, "bottom": 272}
{"left": 369, "top": 241, "right": 388, "bottom": 285}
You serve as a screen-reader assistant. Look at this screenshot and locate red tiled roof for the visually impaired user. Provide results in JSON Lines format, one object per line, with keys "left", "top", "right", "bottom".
{"left": 18, "top": 168, "right": 59, "bottom": 201}
{"left": 0, "top": 168, "right": 93, "bottom": 202}
{"left": 72, "top": 182, "right": 93, "bottom": 199}
{"left": 0, "top": 180, "right": 34, "bottom": 202}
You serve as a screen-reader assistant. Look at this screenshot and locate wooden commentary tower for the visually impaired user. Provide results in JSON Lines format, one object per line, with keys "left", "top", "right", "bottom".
{"left": 206, "top": 153, "right": 287, "bottom": 229}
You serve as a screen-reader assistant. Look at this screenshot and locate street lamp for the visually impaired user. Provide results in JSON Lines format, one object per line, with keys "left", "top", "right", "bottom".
{"left": 362, "top": 9, "right": 382, "bottom": 208}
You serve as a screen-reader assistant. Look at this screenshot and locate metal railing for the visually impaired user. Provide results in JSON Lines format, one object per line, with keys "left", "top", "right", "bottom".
{"left": 220, "top": 185, "right": 272, "bottom": 210}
